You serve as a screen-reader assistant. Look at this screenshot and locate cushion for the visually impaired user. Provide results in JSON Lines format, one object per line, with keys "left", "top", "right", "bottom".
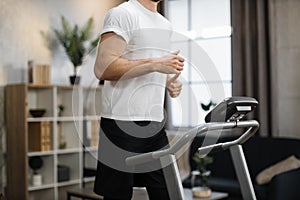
{"left": 256, "top": 155, "right": 300, "bottom": 185}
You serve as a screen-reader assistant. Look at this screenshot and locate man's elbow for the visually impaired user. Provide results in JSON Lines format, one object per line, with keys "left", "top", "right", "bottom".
{"left": 94, "top": 64, "right": 104, "bottom": 80}
{"left": 94, "top": 65, "right": 118, "bottom": 81}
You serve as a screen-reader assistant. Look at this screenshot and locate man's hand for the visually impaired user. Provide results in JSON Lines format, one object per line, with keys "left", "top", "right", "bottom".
{"left": 167, "top": 73, "right": 182, "bottom": 98}
{"left": 153, "top": 50, "right": 185, "bottom": 75}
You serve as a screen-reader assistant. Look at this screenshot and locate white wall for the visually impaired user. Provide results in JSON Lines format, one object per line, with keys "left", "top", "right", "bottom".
{"left": 270, "top": 0, "right": 300, "bottom": 138}
{"left": 0, "top": 0, "right": 124, "bottom": 86}
{"left": 0, "top": 0, "right": 124, "bottom": 191}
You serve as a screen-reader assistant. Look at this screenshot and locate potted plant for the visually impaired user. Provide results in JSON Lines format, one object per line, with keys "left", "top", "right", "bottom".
{"left": 53, "top": 16, "right": 99, "bottom": 84}
{"left": 57, "top": 104, "right": 65, "bottom": 117}
{"left": 29, "top": 156, "right": 44, "bottom": 186}
{"left": 192, "top": 153, "right": 214, "bottom": 198}
{"left": 200, "top": 100, "right": 217, "bottom": 111}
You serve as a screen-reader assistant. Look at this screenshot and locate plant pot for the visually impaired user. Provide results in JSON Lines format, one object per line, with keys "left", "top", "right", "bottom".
{"left": 192, "top": 186, "right": 212, "bottom": 198}
{"left": 99, "top": 80, "right": 105, "bottom": 85}
{"left": 69, "top": 75, "right": 81, "bottom": 85}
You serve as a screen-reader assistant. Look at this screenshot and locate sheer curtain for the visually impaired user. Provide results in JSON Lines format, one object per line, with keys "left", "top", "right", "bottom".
{"left": 231, "top": 0, "right": 273, "bottom": 136}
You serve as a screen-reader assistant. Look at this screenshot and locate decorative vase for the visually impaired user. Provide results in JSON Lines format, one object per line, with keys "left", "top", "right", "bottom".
{"left": 192, "top": 186, "right": 212, "bottom": 198}
{"left": 32, "top": 173, "right": 42, "bottom": 186}
{"left": 69, "top": 75, "right": 81, "bottom": 85}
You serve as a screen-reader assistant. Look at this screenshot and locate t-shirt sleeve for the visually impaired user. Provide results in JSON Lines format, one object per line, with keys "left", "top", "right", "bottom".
{"left": 101, "top": 7, "right": 133, "bottom": 43}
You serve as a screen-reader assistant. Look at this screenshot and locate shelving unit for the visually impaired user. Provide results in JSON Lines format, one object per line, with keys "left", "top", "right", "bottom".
{"left": 6, "top": 84, "right": 102, "bottom": 200}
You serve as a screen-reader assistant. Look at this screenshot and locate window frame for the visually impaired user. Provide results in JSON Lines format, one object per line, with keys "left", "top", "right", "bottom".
{"left": 164, "top": 0, "right": 233, "bottom": 129}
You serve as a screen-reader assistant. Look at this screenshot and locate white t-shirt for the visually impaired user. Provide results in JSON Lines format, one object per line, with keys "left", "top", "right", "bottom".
{"left": 100, "top": 0, "right": 173, "bottom": 122}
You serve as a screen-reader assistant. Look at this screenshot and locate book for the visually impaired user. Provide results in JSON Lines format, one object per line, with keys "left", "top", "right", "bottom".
{"left": 31, "top": 64, "right": 51, "bottom": 85}
{"left": 28, "top": 122, "right": 52, "bottom": 152}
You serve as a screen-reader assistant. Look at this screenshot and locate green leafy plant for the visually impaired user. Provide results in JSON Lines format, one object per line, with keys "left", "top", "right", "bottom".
{"left": 57, "top": 104, "right": 65, "bottom": 117}
{"left": 53, "top": 16, "right": 99, "bottom": 76}
{"left": 200, "top": 100, "right": 217, "bottom": 111}
{"left": 193, "top": 154, "right": 214, "bottom": 187}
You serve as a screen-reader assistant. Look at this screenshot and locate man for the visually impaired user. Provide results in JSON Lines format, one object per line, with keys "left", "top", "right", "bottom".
{"left": 93, "top": 0, "right": 184, "bottom": 199}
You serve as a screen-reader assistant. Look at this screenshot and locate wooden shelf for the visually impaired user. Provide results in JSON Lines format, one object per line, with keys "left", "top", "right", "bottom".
{"left": 28, "top": 183, "right": 55, "bottom": 192}
{"left": 57, "top": 116, "right": 84, "bottom": 122}
{"left": 6, "top": 84, "right": 102, "bottom": 200}
{"left": 27, "top": 117, "right": 55, "bottom": 122}
{"left": 28, "top": 84, "right": 54, "bottom": 89}
{"left": 57, "top": 148, "right": 82, "bottom": 154}
{"left": 57, "top": 179, "right": 81, "bottom": 187}
{"left": 28, "top": 151, "right": 55, "bottom": 157}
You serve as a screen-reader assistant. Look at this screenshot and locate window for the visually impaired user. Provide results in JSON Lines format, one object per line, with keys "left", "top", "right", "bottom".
{"left": 166, "top": 0, "right": 232, "bottom": 127}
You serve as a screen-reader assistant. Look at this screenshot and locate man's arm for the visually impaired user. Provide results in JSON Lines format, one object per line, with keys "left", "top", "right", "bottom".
{"left": 94, "top": 32, "right": 184, "bottom": 81}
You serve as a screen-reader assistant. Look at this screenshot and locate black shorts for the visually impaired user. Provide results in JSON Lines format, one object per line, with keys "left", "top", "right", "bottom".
{"left": 93, "top": 118, "right": 170, "bottom": 199}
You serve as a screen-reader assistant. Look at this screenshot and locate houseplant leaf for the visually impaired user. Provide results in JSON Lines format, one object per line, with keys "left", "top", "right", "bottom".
{"left": 52, "top": 16, "right": 98, "bottom": 80}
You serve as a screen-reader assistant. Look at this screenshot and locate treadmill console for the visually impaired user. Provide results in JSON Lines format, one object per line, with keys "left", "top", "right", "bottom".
{"left": 205, "top": 97, "right": 258, "bottom": 123}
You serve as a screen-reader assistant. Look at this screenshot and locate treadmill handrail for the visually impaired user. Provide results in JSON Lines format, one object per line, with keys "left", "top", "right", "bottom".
{"left": 126, "top": 120, "right": 259, "bottom": 166}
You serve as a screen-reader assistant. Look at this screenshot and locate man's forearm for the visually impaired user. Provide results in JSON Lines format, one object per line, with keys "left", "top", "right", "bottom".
{"left": 95, "top": 56, "right": 157, "bottom": 81}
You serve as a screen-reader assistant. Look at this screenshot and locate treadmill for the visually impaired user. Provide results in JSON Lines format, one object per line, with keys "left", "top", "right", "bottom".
{"left": 126, "top": 96, "right": 259, "bottom": 200}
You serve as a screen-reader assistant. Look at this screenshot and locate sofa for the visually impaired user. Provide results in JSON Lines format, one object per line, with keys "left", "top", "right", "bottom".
{"left": 182, "top": 135, "right": 300, "bottom": 200}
